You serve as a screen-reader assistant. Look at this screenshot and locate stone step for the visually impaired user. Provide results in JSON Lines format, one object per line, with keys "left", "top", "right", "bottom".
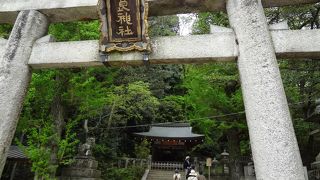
{"left": 59, "top": 177, "right": 102, "bottom": 180}
{"left": 147, "top": 170, "right": 186, "bottom": 180}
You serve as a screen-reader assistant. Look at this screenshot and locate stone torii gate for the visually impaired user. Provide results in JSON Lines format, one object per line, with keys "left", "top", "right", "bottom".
{"left": 0, "top": 0, "right": 319, "bottom": 179}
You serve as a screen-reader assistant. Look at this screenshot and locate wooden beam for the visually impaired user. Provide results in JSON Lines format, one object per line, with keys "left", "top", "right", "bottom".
{"left": 24, "top": 29, "right": 320, "bottom": 69}
{"left": 0, "top": 0, "right": 318, "bottom": 24}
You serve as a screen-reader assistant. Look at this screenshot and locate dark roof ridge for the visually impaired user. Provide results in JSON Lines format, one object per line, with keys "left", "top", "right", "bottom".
{"left": 152, "top": 122, "right": 190, "bottom": 127}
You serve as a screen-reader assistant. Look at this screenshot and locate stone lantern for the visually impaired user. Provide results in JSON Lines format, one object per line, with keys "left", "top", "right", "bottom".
{"left": 212, "top": 157, "right": 219, "bottom": 174}
{"left": 221, "top": 149, "right": 229, "bottom": 174}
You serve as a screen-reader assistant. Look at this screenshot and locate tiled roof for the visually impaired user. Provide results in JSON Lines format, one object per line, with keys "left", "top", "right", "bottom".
{"left": 134, "top": 123, "right": 204, "bottom": 139}
{"left": 7, "top": 146, "right": 28, "bottom": 159}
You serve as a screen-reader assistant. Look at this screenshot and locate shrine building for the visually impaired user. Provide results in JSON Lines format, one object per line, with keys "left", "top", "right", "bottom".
{"left": 134, "top": 123, "right": 204, "bottom": 161}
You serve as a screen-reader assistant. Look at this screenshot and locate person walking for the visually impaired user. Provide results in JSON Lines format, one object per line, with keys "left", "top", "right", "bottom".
{"left": 197, "top": 171, "right": 206, "bottom": 180}
{"left": 173, "top": 169, "right": 181, "bottom": 180}
{"left": 187, "top": 165, "right": 198, "bottom": 180}
{"left": 184, "top": 156, "right": 191, "bottom": 176}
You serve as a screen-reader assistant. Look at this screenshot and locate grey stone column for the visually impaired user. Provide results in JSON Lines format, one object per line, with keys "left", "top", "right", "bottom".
{"left": 0, "top": 10, "right": 48, "bottom": 176}
{"left": 226, "top": 0, "right": 304, "bottom": 179}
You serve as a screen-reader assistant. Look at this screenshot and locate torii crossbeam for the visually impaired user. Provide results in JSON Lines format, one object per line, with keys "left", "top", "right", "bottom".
{"left": 0, "top": 0, "right": 319, "bottom": 179}
{"left": 0, "top": 0, "right": 318, "bottom": 23}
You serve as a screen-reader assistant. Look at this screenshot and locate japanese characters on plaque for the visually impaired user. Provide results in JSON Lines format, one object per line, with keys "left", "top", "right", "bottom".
{"left": 99, "top": 0, "right": 151, "bottom": 52}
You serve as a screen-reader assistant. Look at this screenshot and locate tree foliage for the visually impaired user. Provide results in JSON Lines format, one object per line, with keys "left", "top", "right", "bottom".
{"left": 0, "top": 24, "right": 12, "bottom": 39}
{"left": 135, "top": 139, "right": 151, "bottom": 159}
{"left": 189, "top": 4, "right": 320, "bottom": 169}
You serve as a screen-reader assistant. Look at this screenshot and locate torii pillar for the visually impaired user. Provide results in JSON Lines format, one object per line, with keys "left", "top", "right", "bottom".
{"left": 0, "top": 10, "right": 48, "bottom": 175}
{"left": 226, "top": 0, "right": 304, "bottom": 179}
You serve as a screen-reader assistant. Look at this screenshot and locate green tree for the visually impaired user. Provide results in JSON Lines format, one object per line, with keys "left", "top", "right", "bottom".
{"left": 190, "top": 4, "right": 320, "bottom": 173}
{"left": 135, "top": 139, "right": 151, "bottom": 159}
{"left": 15, "top": 20, "right": 102, "bottom": 179}
{"left": 149, "top": 15, "right": 179, "bottom": 37}
{"left": 192, "top": 12, "right": 228, "bottom": 34}
{"left": 0, "top": 24, "right": 12, "bottom": 38}
{"left": 17, "top": 70, "right": 80, "bottom": 179}
{"left": 183, "top": 63, "right": 246, "bottom": 179}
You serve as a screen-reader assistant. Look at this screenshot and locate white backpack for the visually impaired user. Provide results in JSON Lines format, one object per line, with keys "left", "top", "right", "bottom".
{"left": 173, "top": 173, "right": 181, "bottom": 180}
{"left": 187, "top": 175, "right": 198, "bottom": 180}
{"left": 187, "top": 171, "right": 198, "bottom": 180}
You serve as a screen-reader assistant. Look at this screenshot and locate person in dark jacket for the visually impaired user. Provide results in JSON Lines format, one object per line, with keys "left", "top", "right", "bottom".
{"left": 184, "top": 156, "right": 191, "bottom": 179}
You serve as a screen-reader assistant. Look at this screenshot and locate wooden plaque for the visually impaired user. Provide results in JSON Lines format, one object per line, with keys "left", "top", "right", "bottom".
{"left": 99, "top": 0, "right": 151, "bottom": 53}
{"left": 206, "top": 158, "right": 212, "bottom": 167}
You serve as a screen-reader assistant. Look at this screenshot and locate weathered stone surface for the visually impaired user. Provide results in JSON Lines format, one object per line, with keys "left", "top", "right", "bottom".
{"left": 60, "top": 154, "right": 101, "bottom": 179}
{"left": 35, "top": 34, "right": 56, "bottom": 44}
{"left": 210, "top": 25, "right": 233, "bottom": 33}
{"left": 272, "top": 29, "right": 320, "bottom": 59}
{"left": 0, "top": 10, "right": 48, "bottom": 176}
{"left": 61, "top": 168, "right": 101, "bottom": 178}
{"left": 0, "top": 38, "right": 6, "bottom": 44}
{"left": 0, "top": 0, "right": 318, "bottom": 23}
{"left": 71, "top": 158, "right": 99, "bottom": 169}
{"left": 210, "top": 21, "right": 289, "bottom": 33}
{"left": 226, "top": 0, "right": 304, "bottom": 179}
{"left": 269, "top": 21, "right": 289, "bottom": 30}
{"left": 29, "top": 33, "right": 237, "bottom": 68}
{"left": 0, "top": 39, "right": 7, "bottom": 58}
{"left": 27, "top": 29, "right": 320, "bottom": 69}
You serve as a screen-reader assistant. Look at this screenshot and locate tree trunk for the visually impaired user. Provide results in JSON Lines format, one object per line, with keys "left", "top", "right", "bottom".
{"left": 9, "top": 163, "right": 17, "bottom": 180}
{"left": 227, "top": 128, "right": 243, "bottom": 180}
{"left": 106, "top": 101, "right": 116, "bottom": 137}
{"left": 49, "top": 75, "right": 65, "bottom": 179}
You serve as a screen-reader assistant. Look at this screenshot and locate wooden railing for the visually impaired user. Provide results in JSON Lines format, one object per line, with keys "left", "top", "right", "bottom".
{"left": 111, "top": 156, "right": 252, "bottom": 173}
{"left": 106, "top": 157, "right": 150, "bottom": 169}
{"left": 308, "top": 169, "right": 320, "bottom": 180}
{"left": 151, "top": 161, "right": 184, "bottom": 170}
{"left": 237, "top": 156, "right": 253, "bottom": 163}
